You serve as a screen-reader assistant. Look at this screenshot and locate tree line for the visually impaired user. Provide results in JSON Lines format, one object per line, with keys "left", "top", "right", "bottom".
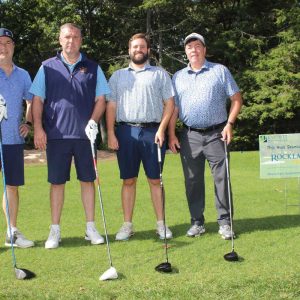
{"left": 1, "top": 0, "right": 299, "bottom": 150}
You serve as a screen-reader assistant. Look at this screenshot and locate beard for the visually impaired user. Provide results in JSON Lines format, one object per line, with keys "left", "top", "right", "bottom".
{"left": 130, "top": 52, "right": 148, "bottom": 65}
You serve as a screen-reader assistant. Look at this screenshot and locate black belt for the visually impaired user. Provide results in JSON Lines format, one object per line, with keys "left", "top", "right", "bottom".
{"left": 118, "top": 122, "right": 160, "bottom": 128}
{"left": 183, "top": 121, "right": 227, "bottom": 133}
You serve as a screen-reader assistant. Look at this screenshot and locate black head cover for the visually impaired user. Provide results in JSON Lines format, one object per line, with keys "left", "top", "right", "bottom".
{"left": 224, "top": 251, "right": 239, "bottom": 262}
{"left": 155, "top": 262, "right": 172, "bottom": 273}
{"left": 15, "top": 267, "right": 36, "bottom": 280}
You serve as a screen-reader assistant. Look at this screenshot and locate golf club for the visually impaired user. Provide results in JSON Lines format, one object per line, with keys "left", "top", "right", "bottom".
{"left": 0, "top": 125, "right": 36, "bottom": 280}
{"left": 223, "top": 140, "right": 239, "bottom": 262}
{"left": 155, "top": 143, "right": 172, "bottom": 273}
{"left": 90, "top": 141, "right": 118, "bottom": 281}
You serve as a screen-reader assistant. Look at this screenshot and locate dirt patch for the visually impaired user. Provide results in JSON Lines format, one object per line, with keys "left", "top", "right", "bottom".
{"left": 24, "top": 149, "right": 116, "bottom": 164}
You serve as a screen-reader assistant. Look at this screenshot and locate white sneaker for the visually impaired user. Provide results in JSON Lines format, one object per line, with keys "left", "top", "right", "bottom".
{"left": 218, "top": 225, "right": 235, "bottom": 240}
{"left": 85, "top": 227, "right": 104, "bottom": 244}
{"left": 186, "top": 224, "right": 206, "bottom": 237}
{"left": 156, "top": 223, "right": 173, "bottom": 240}
{"left": 115, "top": 222, "right": 134, "bottom": 241}
{"left": 5, "top": 230, "right": 34, "bottom": 248}
{"left": 45, "top": 226, "right": 61, "bottom": 249}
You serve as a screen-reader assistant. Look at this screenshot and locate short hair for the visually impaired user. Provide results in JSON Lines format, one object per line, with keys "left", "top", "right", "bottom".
{"left": 59, "top": 23, "right": 82, "bottom": 36}
{"left": 128, "top": 33, "right": 150, "bottom": 49}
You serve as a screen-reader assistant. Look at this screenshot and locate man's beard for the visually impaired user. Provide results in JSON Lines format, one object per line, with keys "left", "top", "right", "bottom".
{"left": 130, "top": 52, "right": 148, "bottom": 65}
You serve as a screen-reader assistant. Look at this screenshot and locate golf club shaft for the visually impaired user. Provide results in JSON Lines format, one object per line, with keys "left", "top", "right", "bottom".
{"left": 157, "top": 144, "right": 169, "bottom": 263}
{"left": 224, "top": 141, "right": 234, "bottom": 251}
{"left": 90, "top": 142, "right": 113, "bottom": 267}
{"left": 0, "top": 127, "right": 18, "bottom": 268}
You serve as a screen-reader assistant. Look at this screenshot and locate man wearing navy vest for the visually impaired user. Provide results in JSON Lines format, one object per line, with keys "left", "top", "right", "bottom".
{"left": 30, "top": 23, "right": 110, "bottom": 249}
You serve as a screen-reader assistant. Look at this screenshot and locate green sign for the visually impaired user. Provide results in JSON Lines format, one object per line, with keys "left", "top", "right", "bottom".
{"left": 259, "top": 133, "right": 300, "bottom": 179}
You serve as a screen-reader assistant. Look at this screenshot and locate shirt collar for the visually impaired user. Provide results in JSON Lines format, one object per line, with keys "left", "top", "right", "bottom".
{"left": 60, "top": 52, "right": 82, "bottom": 67}
{"left": 128, "top": 62, "right": 151, "bottom": 72}
{"left": 187, "top": 59, "right": 209, "bottom": 74}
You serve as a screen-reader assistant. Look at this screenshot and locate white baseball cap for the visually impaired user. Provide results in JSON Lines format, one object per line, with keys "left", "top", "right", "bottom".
{"left": 184, "top": 33, "right": 205, "bottom": 46}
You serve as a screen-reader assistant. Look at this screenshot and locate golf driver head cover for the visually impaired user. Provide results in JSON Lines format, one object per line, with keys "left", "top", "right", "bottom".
{"left": 0, "top": 95, "right": 8, "bottom": 122}
{"left": 85, "top": 119, "right": 98, "bottom": 144}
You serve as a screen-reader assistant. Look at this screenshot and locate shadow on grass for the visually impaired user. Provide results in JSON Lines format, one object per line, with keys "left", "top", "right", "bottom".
{"left": 30, "top": 214, "right": 299, "bottom": 248}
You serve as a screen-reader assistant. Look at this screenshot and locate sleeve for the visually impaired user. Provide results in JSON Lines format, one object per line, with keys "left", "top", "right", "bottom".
{"left": 160, "top": 69, "right": 175, "bottom": 101}
{"left": 23, "top": 71, "right": 33, "bottom": 101}
{"left": 96, "top": 66, "right": 110, "bottom": 97}
{"left": 223, "top": 66, "right": 240, "bottom": 97}
{"left": 172, "top": 73, "right": 179, "bottom": 107}
{"left": 106, "top": 72, "right": 118, "bottom": 102}
{"left": 29, "top": 66, "right": 46, "bottom": 101}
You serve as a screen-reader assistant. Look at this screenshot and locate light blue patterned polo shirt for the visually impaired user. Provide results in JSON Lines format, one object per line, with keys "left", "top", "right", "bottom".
{"left": 172, "top": 60, "right": 239, "bottom": 128}
{"left": 0, "top": 64, "right": 33, "bottom": 145}
{"left": 107, "top": 63, "right": 174, "bottom": 122}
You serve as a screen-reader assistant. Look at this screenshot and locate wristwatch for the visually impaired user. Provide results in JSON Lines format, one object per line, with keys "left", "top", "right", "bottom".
{"left": 25, "top": 121, "right": 32, "bottom": 127}
{"left": 227, "top": 121, "right": 234, "bottom": 127}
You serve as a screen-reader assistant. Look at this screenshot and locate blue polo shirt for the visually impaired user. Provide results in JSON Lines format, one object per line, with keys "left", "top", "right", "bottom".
{"left": 107, "top": 63, "right": 174, "bottom": 122}
{"left": 0, "top": 64, "right": 33, "bottom": 145}
{"left": 172, "top": 60, "right": 239, "bottom": 128}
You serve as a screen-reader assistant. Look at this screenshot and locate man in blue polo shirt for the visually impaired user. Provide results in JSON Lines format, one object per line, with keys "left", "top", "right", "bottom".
{"left": 106, "top": 33, "right": 175, "bottom": 241}
{"left": 0, "top": 28, "right": 34, "bottom": 248}
{"left": 30, "top": 23, "right": 109, "bottom": 249}
{"left": 168, "top": 33, "right": 243, "bottom": 240}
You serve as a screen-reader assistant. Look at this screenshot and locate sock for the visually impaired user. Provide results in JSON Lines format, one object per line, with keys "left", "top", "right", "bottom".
{"left": 86, "top": 221, "right": 96, "bottom": 230}
{"left": 51, "top": 224, "right": 60, "bottom": 231}
{"left": 123, "top": 221, "right": 132, "bottom": 227}
{"left": 156, "top": 220, "right": 164, "bottom": 227}
{"left": 7, "top": 227, "right": 17, "bottom": 237}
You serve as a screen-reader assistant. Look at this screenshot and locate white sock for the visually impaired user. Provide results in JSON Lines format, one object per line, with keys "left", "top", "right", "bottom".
{"left": 123, "top": 221, "right": 132, "bottom": 227}
{"left": 51, "top": 224, "right": 60, "bottom": 231}
{"left": 86, "top": 221, "right": 96, "bottom": 230}
{"left": 7, "top": 227, "right": 17, "bottom": 237}
{"left": 156, "top": 220, "right": 164, "bottom": 227}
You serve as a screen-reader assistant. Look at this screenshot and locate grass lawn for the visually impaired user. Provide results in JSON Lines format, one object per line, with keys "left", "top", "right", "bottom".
{"left": 0, "top": 151, "right": 299, "bottom": 299}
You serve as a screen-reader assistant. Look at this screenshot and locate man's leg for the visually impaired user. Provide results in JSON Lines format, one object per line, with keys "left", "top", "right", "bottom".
{"left": 121, "top": 177, "right": 137, "bottom": 222}
{"left": 2, "top": 185, "right": 19, "bottom": 228}
{"left": 204, "top": 130, "right": 232, "bottom": 226}
{"left": 147, "top": 178, "right": 163, "bottom": 221}
{"left": 180, "top": 129, "right": 206, "bottom": 226}
{"left": 50, "top": 184, "right": 65, "bottom": 225}
{"left": 80, "top": 181, "right": 95, "bottom": 222}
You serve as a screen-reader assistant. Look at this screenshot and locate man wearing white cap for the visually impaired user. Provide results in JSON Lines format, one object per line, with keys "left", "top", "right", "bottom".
{"left": 0, "top": 28, "right": 34, "bottom": 248}
{"left": 168, "top": 33, "right": 243, "bottom": 239}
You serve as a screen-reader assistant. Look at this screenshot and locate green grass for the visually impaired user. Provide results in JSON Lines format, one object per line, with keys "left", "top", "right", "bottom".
{"left": 0, "top": 151, "right": 300, "bottom": 299}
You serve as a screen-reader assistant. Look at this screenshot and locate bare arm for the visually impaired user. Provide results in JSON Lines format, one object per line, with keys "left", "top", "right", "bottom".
{"left": 222, "top": 91, "right": 243, "bottom": 144}
{"left": 167, "top": 106, "right": 180, "bottom": 153}
{"left": 106, "top": 101, "right": 118, "bottom": 150}
{"left": 19, "top": 100, "right": 33, "bottom": 138}
{"left": 90, "top": 95, "right": 106, "bottom": 122}
{"left": 155, "top": 97, "right": 175, "bottom": 147}
{"left": 32, "top": 96, "right": 47, "bottom": 150}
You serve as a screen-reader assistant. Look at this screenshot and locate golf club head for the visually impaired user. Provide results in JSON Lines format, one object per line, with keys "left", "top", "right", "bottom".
{"left": 224, "top": 251, "right": 239, "bottom": 262}
{"left": 155, "top": 262, "right": 172, "bottom": 273}
{"left": 15, "top": 267, "right": 36, "bottom": 280}
{"left": 99, "top": 266, "right": 118, "bottom": 281}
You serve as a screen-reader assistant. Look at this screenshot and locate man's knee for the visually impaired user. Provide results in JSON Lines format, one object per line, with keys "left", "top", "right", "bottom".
{"left": 123, "top": 178, "right": 137, "bottom": 187}
{"left": 147, "top": 178, "right": 160, "bottom": 187}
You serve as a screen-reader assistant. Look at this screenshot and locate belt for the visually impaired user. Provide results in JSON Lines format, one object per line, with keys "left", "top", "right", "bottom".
{"left": 118, "top": 122, "right": 160, "bottom": 128}
{"left": 183, "top": 121, "right": 227, "bottom": 133}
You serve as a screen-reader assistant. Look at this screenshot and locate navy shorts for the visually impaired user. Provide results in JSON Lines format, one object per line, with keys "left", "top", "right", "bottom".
{"left": 0, "top": 144, "right": 24, "bottom": 186}
{"left": 46, "top": 139, "right": 96, "bottom": 184}
{"left": 116, "top": 124, "right": 166, "bottom": 180}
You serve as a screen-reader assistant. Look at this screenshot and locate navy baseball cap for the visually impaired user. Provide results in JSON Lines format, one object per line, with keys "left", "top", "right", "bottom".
{"left": 0, "top": 28, "right": 14, "bottom": 41}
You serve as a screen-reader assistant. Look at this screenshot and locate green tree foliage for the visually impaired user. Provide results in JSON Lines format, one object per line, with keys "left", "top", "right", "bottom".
{"left": 236, "top": 5, "right": 300, "bottom": 150}
{"left": 0, "top": 0, "right": 299, "bottom": 150}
